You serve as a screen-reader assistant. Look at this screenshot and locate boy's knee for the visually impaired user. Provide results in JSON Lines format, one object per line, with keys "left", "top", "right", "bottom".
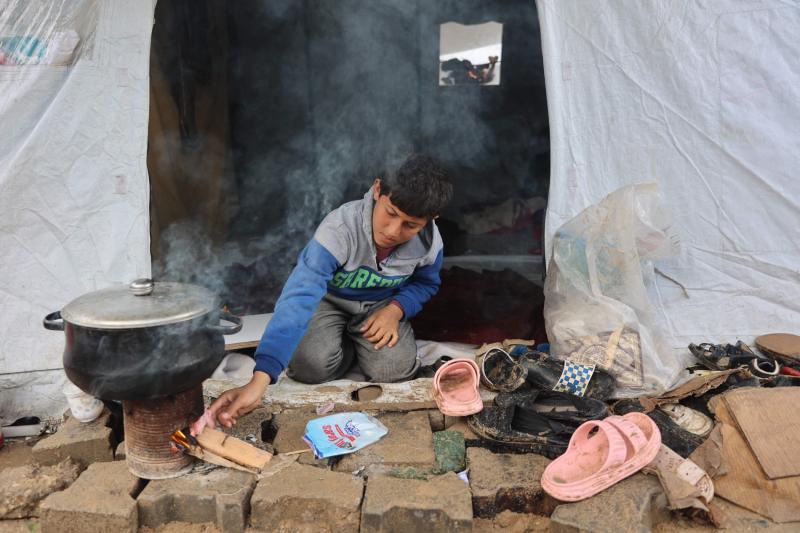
{"left": 286, "top": 363, "right": 329, "bottom": 384}
{"left": 287, "top": 344, "right": 347, "bottom": 384}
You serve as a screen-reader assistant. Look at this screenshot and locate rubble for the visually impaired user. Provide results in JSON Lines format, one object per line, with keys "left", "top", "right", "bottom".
{"left": 0, "top": 459, "right": 81, "bottom": 518}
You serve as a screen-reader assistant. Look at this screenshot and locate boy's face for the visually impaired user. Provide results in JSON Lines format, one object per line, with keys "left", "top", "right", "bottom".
{"left": 372, "top": 179, "right": 430, "bottom": 249}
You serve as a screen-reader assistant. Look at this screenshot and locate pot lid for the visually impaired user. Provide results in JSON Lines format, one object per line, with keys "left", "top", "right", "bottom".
{"left": 60, "top": 279, "right": 219, "bottom": 329}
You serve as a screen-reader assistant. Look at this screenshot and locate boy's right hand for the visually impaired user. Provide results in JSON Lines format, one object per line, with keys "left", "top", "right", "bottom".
{"left": 207, "top": 371, "right": 271, "bottom": 428}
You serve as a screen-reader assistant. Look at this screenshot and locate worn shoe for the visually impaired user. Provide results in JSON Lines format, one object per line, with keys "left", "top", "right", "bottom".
{"left": 613, "top": 399, "right": 706, "bottom": 458}
{"left": 518, "top": 351, "right": 615, "bottom": 400}
{"left": 467, "top": 386, "right": 608, "bottom": 458}
{"left": 479, "top": 348, "right": 527, "bottom": 392}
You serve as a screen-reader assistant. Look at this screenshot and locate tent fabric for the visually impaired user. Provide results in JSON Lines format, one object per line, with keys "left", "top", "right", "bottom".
{"left": 537, "top": 0, "right": 800, "bottom": 366}
{"left": 0, "top": 1, "right": 155, "bottom": 424}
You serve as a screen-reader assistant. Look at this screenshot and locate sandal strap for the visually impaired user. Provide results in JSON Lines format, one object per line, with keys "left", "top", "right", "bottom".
{"left": 567, "top": 420, "right": 628, "bottom": 471}
{"left": 603, "top": 415, "right": 649, "bottom": 457}
{"left": 434, "top": 358, "right": 479, "bottom": 390}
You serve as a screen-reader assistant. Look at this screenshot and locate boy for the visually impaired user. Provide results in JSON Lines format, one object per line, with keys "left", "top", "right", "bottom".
{"left": 209, "top": 154, "right": 453, "bottom": 427}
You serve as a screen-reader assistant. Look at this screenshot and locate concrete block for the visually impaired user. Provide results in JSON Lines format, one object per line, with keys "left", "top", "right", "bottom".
{"left": 206, "top": 376, "right": 499, "bottom": 413}
{"left": 550, "top": 474, "right": 668, "bottom": 533}
{"left": 39, "top": 461, "right": 141, "bottom": 533}
{"left": 0, "top": 460, "right": 81, "bottom": 518}
{"left": 32, "top": 409, "right": 115, "bottom": 467}
{"left": 250, "top": 463, "right": 363, "bottom": 532}
{"left": 137, "top": 467, "right": 257, "bottom": 533}
{"left": 335, "top": 412, "right": 435, "bottom": 474}
{"left": 361, "top": 473, "right": 472, "bottom": 532}
{"left": 467, "top": 448, "right": 554, "bottom": 518}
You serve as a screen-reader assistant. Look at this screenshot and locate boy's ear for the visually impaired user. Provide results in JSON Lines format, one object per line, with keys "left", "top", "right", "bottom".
{"left": 372, "top": 178, "right": 381, "bottom": 200}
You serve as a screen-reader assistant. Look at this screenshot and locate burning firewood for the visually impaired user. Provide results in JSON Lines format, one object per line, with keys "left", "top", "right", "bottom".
{"left": 170, "top": 426, "right": 272, "bottom": 474}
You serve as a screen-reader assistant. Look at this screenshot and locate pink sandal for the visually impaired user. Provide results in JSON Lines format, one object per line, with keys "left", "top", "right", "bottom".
{"left": 541, "top": 412, "right": 661, "bottom": 502}
{"left": 432, "top": 358, "right": 483, "bottom": 416}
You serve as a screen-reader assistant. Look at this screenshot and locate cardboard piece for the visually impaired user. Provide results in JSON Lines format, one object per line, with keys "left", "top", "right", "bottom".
{"left": 706, "top": 394, "right": 800, "bottom": 523}
{"left": 195, "top": 427, "right": 272, "bottom": 471}
{"left": 635, "top": 369, "right": 741, "bottom": 412}
{"left": 755, "top": 333, "right": 800, "bottom": 363}
{"left": 723, "top": 387, "right": 800, "bottom": 479}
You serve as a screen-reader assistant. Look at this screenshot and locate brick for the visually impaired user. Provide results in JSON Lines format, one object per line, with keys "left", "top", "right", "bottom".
{"left": 434, "top": 430, "right": 466, "bottom": 473}
{"left": 32, "top": 409, "right": 115, "bottom": 467}
{"left": 550, "top": 474, "right": 668, "bottom": 533}
{"left": 334, "top": 412, "right": 435, "bottom": 475}
{"left": 0, "top": 460, "right": 81, "bottom": 518}
{"left": 361, "top": 473, "right": 472, "bottom": 532}
{"left": 39, "top": 461, "right": 141, "bottom": 533}
{"left": 137, "top": 467, "right": 256, "bottom": 533}
{"left": 467, "top": 448, "right": 554, "bottom": 518}
{"left": 250, "top": 463, "right": 363, "bottom": 532}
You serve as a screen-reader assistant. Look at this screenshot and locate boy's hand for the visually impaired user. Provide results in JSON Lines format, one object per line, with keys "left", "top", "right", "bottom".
{"left": 360, "top": 304, "right": 403, "bottom": 350}
{"left": 207, "top": 372, "right": 271, "bottom": 428}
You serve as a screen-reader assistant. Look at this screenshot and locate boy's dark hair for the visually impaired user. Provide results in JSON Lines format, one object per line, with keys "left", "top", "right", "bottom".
{"left": 379, "top": 154, "right": 453, "bottom": 219}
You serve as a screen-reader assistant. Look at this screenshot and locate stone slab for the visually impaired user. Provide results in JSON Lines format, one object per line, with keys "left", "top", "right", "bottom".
{"left": 361, "top": 473, "right": 473, "bottom": 532}
{"left": 39, "top": 460, "right": 141, "bottom": 533}
{"left": 250, "top": 463, "right": 364, "bottom": 532}
{"left": 0, "top": 459, "right": 81, "bottom": 518}
{"left": 272, "top": 411, "right": 315, "bottom": 454}
{"left": 137, "top": 467, "right": 257, "bottom": 533}
{"left": 227, "top": 407, "right": 273, "bottom": 452}
{"left": 32, "top": 409, "right": 115, "bottom": 467}
{"left": 467, "top": 448, "right": 554, "bottom": 518}
{"left": 205, "top": 376, "right": 496, "bottom": 413}
{"left": 550, "top": 474, "right": 668, "bottom": 533}
{"left": 334, "top": 411, "right": 436, "bottom": 474}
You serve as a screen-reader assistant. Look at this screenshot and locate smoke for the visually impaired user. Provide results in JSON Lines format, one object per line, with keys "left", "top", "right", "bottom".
{"left": 149, "top": 0, "right": 549, "bottom": 313}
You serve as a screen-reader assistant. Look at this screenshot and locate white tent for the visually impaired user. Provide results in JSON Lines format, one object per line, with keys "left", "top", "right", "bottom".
{"left": 0, "top": 1, "right": 154, "bottom": 423}
{"left": 1, "top": 0, "right": 798, "bottom": 423}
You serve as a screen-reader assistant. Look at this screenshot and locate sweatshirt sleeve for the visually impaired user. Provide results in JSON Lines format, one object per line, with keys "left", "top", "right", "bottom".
{"left": 392, "top": 249, "right": 443, "bottom": 319}
{"left": 253, "top": 240, "right": 340, "bottom": 382}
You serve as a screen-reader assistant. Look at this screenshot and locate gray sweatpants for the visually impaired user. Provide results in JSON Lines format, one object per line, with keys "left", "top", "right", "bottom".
{"left": 286, "top": 293, "right": 420, "bottom": 384}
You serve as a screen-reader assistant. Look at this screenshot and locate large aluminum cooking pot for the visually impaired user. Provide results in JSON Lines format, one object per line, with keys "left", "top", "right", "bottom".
{"left": 43, "top": 279, "right": 242, "bottom": 400}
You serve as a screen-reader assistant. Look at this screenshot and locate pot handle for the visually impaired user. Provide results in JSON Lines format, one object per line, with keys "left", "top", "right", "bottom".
{"left": 207, "top": 311, "right": 243, "bottom": 335}
{"left": 43, "top": 311, "right": 65, "bottom": 331}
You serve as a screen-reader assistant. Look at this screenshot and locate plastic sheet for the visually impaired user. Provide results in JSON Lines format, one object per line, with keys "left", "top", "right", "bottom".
{"left": 544, "top": 183, "right": 680, "bottom": 396}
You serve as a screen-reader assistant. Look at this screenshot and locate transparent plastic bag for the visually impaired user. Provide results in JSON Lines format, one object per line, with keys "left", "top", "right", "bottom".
{"left": 544, "top": 183, "right": 681, "bottom": 397}
{"left": 303, "top": 412, "right": 388, "bottom": 459}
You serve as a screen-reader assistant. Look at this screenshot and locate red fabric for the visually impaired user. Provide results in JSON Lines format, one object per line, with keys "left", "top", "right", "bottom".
{"left": 376, "top": 246, "right": 397, "bottom": 263}
{"left": 412, "top": 266, "right": 547, "bottom": 345}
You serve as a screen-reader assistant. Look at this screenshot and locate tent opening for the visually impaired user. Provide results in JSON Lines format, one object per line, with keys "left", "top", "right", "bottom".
{"left": 147, "top": 0, "right": 550, "bottom": 344}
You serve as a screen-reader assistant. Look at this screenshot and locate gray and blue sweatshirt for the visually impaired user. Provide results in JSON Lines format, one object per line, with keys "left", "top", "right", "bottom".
{"left": 254, "top": 187, "right": 444, "bottom": 382}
